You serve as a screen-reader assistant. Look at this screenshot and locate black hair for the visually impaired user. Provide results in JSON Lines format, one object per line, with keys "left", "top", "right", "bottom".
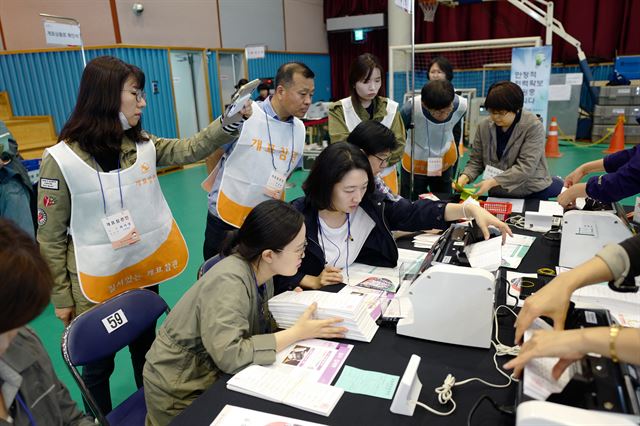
{"left": 275, "top": 62, "right": 315, "bottom": 89}
{"left": 302, "top": 142, "right": 375, "bottom": 211}
{"left": 235, "top": 78, "right": 249, "bottom": 89}
{"left": 59, "top": 56, "right": 148, "bottom": 159}
{"left": 347, "top": 121, "right": 396, "bottom": 156}
{"left": 428, "top": 56, "right": 454, "bottom": 82}
{"left": 348, "top": 53, "right": 384, "bottom": 102}
{"left": 484, "top": 81, "right": 524, "bottom": 113}
{"left": 421, "top": 79, "right": 455, "bottom": 110}
{"left": 0, "top": 219, "right": 52, "bottom": 333}
{"left": 257, "top": 83, "right": 270, "bottom": 92}
{"left": 220, "top": 200, "right": 304, "bottom": 262}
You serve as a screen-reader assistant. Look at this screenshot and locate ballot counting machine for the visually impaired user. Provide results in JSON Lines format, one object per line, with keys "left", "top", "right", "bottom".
{"left": 395, "top": 222, "right": 499, "bottom": 349}
{"left": 516, "top": 308, "right": 640, "bottom": 425}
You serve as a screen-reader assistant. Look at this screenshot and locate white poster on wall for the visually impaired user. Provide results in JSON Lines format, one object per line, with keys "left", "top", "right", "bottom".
{"left": 245, "top": 45, "right": 265, "bottom": 60}
{"left": 510, "top": 45, "right": 552, "bottom": 129}
{"left": 43, "top": 21, "right": 82, "bottom": 46}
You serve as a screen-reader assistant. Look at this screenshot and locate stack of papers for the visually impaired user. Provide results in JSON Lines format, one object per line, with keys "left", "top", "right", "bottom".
{"left": 338, "top": 285, "right": 392, "bottom": 320}
{"left": 347, "top": 249, "right": 426, "bottom": 292}
{"left": 412, "top": 232, "right": 441, "bottom": 249}
{"left": 269, "top": 291, "right": 379, "bottom": 342}
{"left": 268, "top": 338, "right": 353, "bottom": 385}
{"left": 227, "top": 365, "right": 343, "bottom": 417}
{"left": 211, "top": 405, "right": 327, "bottom": 426}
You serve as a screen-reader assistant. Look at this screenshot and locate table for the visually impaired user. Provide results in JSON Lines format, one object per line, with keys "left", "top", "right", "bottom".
{"left": 172, "top": 200, "right": 562, "bottom": 425}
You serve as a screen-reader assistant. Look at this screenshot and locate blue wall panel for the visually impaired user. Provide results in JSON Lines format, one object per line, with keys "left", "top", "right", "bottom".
{"left": 247, "top": 52, "right": 331, "bottom": 102}
{"left": 206, "top": 51, "right": 223, "bottom": 119}
{"left": 0, "top": 47, "right": 177, "bottom": 138}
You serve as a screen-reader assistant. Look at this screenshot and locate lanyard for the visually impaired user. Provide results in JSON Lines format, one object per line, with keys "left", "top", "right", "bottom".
{"left": 317, "top": 213, "right": 352, "bottom": 282}
{"left": 15, "top": 393, "right": 36, "bottom": 426}
{"left": 250, "top": 267, "right": 269, "bottom": 334}
{"left": 93, "top": 156, "right": 124, "bottom": 216}
{"left": 263, "top": 109, "right": 295, "bottom": 174}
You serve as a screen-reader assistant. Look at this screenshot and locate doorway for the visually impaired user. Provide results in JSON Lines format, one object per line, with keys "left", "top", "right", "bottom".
{"left": 217, "top": 51, "right": 246, "bottom": 112}
{"left": 169, "top": 50, "right": 211, "bottom": 138}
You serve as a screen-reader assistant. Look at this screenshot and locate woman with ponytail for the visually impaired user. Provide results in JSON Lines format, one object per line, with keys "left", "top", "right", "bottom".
{"left": 142, "top": 200, "right": 346, "bottom": 425}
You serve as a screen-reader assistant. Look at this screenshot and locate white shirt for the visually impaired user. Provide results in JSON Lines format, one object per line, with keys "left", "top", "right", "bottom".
{"left": 317, "top": 207, "right": 375, "bottom": 270}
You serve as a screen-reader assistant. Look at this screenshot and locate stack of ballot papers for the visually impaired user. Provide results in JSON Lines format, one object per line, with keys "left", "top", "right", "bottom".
{"left": 211, "top": 405, "right": 327, "bottom": 426}
{"left": 227, "top": 365, "right": 343, "bottom": 417}
{"left": 269, "top": 291, "right": 379, "bottom": 342}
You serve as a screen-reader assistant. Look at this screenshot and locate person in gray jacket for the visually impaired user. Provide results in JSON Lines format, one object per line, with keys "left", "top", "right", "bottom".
{"left": 454, "top": 81, "right": 563, "bottom": 199}
{"left": 143, "top": 200, "right": 347, "bottom": 425}
{"left": 0, "top": 218, "right": 93, "bottom": 425}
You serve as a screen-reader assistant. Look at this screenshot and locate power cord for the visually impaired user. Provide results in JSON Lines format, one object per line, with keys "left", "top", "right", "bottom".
{"left": 466, "top": 394, "right": 515, "bottom": 426}
{"left": 412, "top": 305, "right": 520, "bottom": 416}
{"left": 506, "top": 214, "right": 526, "bottom": 230}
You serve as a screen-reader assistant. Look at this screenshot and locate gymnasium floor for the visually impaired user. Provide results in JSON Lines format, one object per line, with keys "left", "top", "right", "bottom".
{"left": 29, "top": 140, "right": 637, "bottom": 412}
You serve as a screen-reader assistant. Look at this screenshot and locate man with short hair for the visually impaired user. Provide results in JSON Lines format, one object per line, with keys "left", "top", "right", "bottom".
{"left": 203, "top": 62, "right": 314, "bottom": 260}
{"left": 400, "top": 79, "right": 467, "bottom": 199}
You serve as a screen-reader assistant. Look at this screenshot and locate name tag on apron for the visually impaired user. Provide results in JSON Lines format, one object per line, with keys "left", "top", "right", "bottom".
{"left": 427, "top": 157, "right": 443, "bottom": 177}
{"left": 483, "top": 165, "right": 504, "bottom": 180}
{"left": 101, "top": 209, "right": 141, "bottom": 250}
{"left": 264, "top": 170, "right": 286, "bottom": 199}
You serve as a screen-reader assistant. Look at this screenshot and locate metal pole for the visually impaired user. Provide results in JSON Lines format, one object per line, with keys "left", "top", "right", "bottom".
{"left": 409, "top": 0, "right": 416, "bottom": 201}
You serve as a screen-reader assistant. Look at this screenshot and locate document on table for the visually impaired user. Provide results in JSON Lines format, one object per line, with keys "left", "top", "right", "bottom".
{"left": 347, "top": 249, "right": 426, "bottom": 292}
{"left": 338, "top": 285, "right": 392, "bottom": 320}
{"left": 501, "top": 233, "right": 536, "bottom": 269}
{"left": 505, "top": 271, "right": 537, "bottom": 307}
{"left": 412, "top": 231, "right": 442, "bottom": 249}
{"left": 268, "top": 339, "right": 353, "bottom": 385}
{"left": 571, "top": 283, "right": 640, "bottom": 327}
{"left": 210, "top": 405, "right": 328, "bottom": 426}
{"left": 464, "top": 236, "right": 502, "bottom": 271}
{"left": 486, "top": 197, "right": 525, "bottom": 213}
{"left": 334, "top": 365, "right": 400, "bottom": 400}
{"left": 523, "top": 319, "right": 579, "bottom": 400}
{"left": 538, "top": 200, "right": 564, "bottom": 216}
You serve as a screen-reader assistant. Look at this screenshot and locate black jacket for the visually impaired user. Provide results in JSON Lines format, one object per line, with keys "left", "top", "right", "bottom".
{"left": 274, "top": 190, "right": 449, "bottom": 293}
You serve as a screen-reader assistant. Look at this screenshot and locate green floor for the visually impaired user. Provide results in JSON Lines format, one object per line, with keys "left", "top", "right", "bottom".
{"left": 28, "top": 140, "right": 636, "bottom": 413}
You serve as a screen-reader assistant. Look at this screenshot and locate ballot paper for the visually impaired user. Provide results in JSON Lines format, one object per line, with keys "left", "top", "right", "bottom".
{"left": 464, "top": 236, "right": 502, "bottom": 271}
{"left": 338, "top": 285, "right": 392, "bottom": 320}
{"left": 347, "top": 249, "right": 426, "bottom": 292}
{"left": 268, "top": 338, "right": 353, "bottom": 385}
{"left": 227, "top": 365, "right": 343, "bottom": 417}
{"left": 538, "top": 200, "right": 564, "bottom": 216}
{"left": 523, "top": 319, "right": 579, "bottom": 401}
{"left": 412, "top": 232, "right": 441, "bottom": 249}
{"left": 486, "top": 197, "right": 525, "bottom": 213}
{"left": 501, "top": 234, "right": 536, "bottom": 269}
{"left": 211, "top": 405, "right": 327, "bottom": 426}
{"left": 571, "top": 283, "right": 640, "bottom": 328}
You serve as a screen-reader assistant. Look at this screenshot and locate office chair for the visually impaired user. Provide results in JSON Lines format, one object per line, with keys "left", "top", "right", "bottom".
{"left": 197, "top": 253, "right": 223, "bottom": 279}
{"left": 61, "top": 288, "right": 170, "bottom": 426}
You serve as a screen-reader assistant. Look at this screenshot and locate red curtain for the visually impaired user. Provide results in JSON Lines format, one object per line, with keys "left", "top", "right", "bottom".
{"left": 325, "top": 0, "right": 640, "bottom": 97}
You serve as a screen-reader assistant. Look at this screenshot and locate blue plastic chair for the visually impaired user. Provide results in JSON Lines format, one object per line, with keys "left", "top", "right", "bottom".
{"left": 197, "top": 253, "right": 224, "bottom": 279}
{"left": 61, "top": 289, "right": 169, "bottom": 426}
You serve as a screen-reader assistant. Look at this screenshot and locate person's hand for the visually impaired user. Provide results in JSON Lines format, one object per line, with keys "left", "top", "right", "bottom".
{"left": 221, "top": 99, "right": 252, "bottom": 127}
{"left": 318, "top": 266, "right": 344, "bottom": 287}
{"left": 473, "top": 178, "right": 498, "bottom": 196}
{"left": 452, "top": 174, "right": 470, "bottom": 192}
{"left": 55, "top": 307, "right": 75, "bottom": 327}
{"left": 504, "top": 328, "right": 586, "bottom": 379}
{"left": 557, "top": 183, "right": 587, "bottom": 209}
{"left": 564, "top": 166, "right": 585, "bottom": 188}
{"left": 467, "top": 204, "right": 513, "bottom": 243}
{"left": 292, "top": 302, "right": 347, "bottom": 340}
{"left": 513, "top": 275, "right": 574, "bottom": 344}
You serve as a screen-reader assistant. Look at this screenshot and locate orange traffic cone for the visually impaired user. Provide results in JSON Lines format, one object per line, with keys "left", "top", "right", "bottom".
{"left": 545, "top": 116, "right": 562, "bottom": 158}
{"left": 603, "top": 114, "right": 625, "bottom": 154}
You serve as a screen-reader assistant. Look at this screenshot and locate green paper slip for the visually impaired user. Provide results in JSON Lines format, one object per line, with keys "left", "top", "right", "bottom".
{"left": 334, "top": 365, "right": 400, "bottom": 400}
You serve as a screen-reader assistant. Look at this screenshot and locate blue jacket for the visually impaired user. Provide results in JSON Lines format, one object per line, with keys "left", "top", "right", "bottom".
{"left": 274, "top": 190, "right": 449, "bottom": 293}
{"left": 586, "top": 145, "right": 640, "bottom": 203}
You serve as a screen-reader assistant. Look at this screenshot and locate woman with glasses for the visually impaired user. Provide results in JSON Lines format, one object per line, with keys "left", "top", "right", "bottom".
{"left": 328, "top": 53, "right": 405, "bottom": 195}
{"left": 275, "top": 142, "right": 512, "bottom": 291}
{"left": 37, "top": 55, "right": 250, "bottom": 416}
{"left": 400, "top": 79, "right": 467, "bottom": 198}
{"left": 143, "top": 200, "right": 346, "bottom": 425}
{"left": 453, "top": 81, "right": 562, "bottom": 199}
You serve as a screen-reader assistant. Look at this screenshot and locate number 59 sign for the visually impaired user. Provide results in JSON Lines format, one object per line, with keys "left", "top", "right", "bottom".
{"left": 101, "top": 309, "right": 129, "bottom": 333}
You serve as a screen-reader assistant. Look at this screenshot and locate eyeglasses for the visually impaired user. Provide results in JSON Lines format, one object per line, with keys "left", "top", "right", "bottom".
{"left": 123, "top": 89, "right": 146, "bottom": 103}
{"left": 372, "top": 153, "right": 391, "bottom": 167}
{"left": 279, "top": 241, "right": 308, "bottom": 258}
{"left": 426, "top": 105, "right": 453, "bottom": 118}
{"left": 488, "top": 109, "right": 510, "bottom": 117}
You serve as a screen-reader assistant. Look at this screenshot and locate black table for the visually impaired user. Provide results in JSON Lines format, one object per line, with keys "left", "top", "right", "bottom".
{"left": 172, "top": 199, "right": 562, "bottom": 426}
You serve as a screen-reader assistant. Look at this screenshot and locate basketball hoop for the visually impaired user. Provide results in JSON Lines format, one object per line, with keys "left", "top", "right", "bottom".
{"left": 418, "top": 0, "right": 438, "bottom": 22}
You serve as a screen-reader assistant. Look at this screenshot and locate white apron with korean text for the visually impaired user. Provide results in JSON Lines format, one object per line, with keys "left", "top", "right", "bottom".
{"left": 402, "top": 94, "right": 467, "bottom": 176}
{"left": 217, "top": 106, "right": 305, "bottom": 227}
{"left": 46, "top": 141, "right": 188, "bottom": 303}
{"left": 341, "top": 96, "right": 399, "bottom": 193}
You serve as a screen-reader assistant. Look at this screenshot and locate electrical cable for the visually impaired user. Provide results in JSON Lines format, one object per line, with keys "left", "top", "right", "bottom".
{"left": 466, "top": 394, "right": 515, "bottom": 426}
